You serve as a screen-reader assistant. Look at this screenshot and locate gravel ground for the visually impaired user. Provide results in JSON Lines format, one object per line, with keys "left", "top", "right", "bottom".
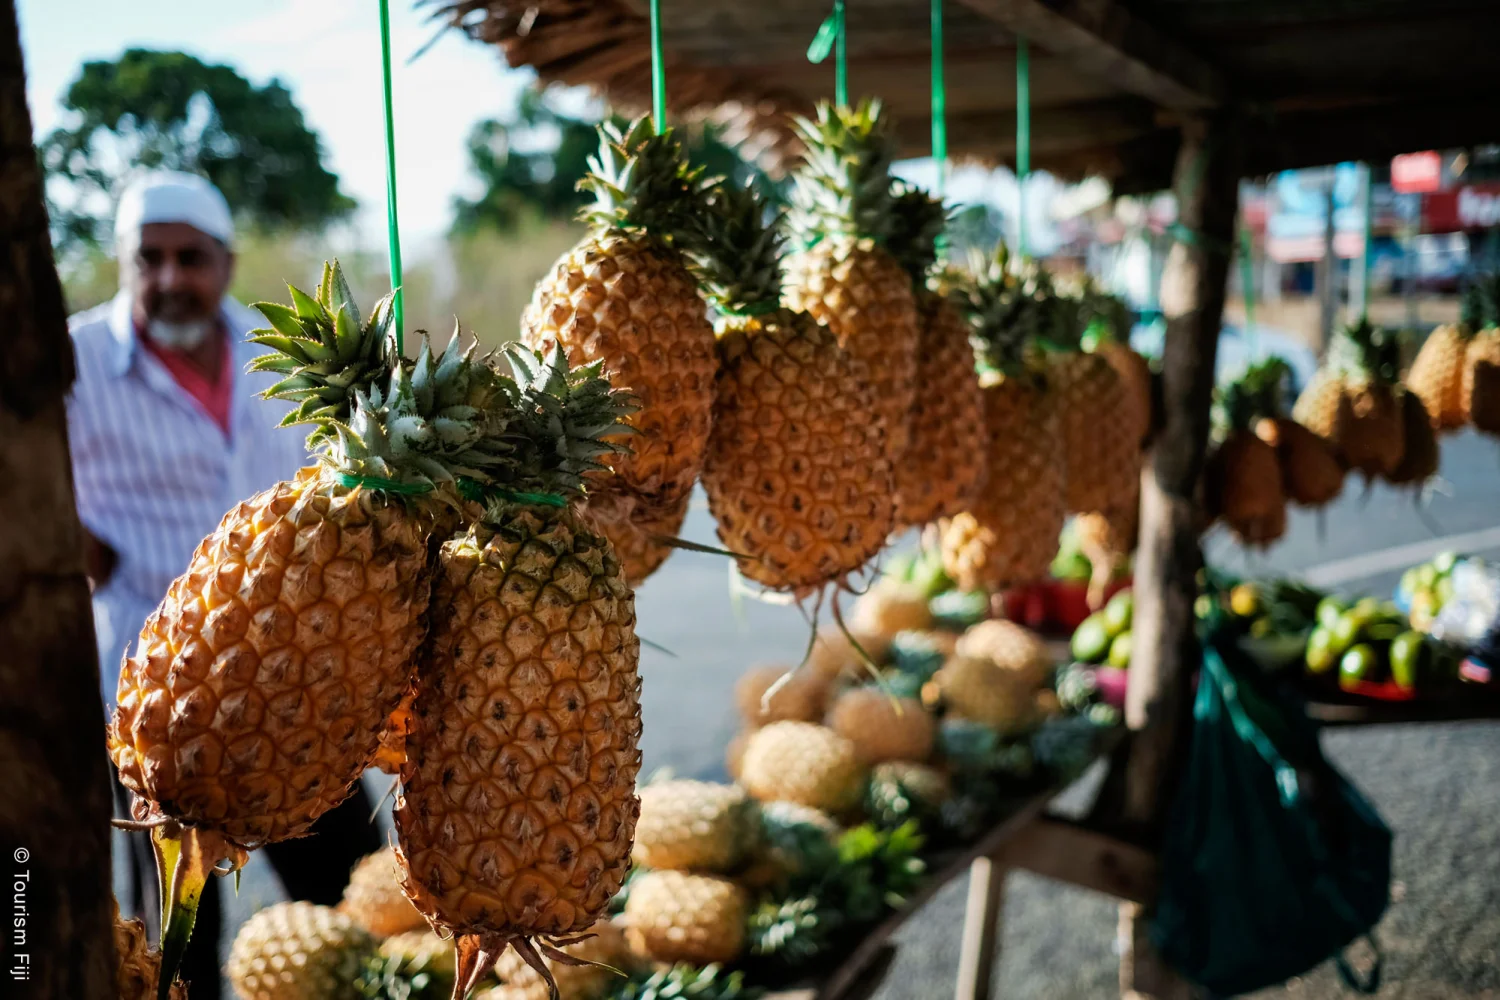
{"left": 124, "top": 431, "right": 1500, "bottom": 999}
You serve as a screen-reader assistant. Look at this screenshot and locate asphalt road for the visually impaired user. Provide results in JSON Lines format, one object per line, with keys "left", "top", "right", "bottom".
{"left": 149, "top": 429, "right": 1500, "bottom": 999}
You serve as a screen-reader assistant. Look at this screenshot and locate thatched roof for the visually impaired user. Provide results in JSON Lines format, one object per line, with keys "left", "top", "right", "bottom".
{"left": 430, "top": 0, "right": 1500, "bottom": 191}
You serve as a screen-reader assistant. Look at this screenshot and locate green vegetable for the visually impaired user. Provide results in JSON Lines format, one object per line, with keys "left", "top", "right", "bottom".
{"left": 1433, "top": 550, "right": 1460, "bottom": 575}
{"left": 1339, "top": 643, "right": 1379, "bottom": 686}
{"left": 1071, "top": 614, "right": 1113, "bottom": 664}
{"left": 1108, "top": 630, "right": 1133, "bottom": 669}
{"left": 1103, "top": 590, "right": 1134, "bottom": 635}
{"left": 1052, "top": 551, "right": 1092, "bottom": 583}
{"left": 1305, "top": 627, "right": 1338, "bottom": 674}
{"left": 1389, "top": 630, "right": 1427, "bottom": 689}
{"left": 1315, "top": 596, "right": 1346, "bottom": 630}
{"left": 1330, "top": 613, "right": 1364, "bottom": 656}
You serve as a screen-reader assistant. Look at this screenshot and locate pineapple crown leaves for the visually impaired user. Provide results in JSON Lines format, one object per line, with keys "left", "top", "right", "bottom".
{"left": 1214, "top": 356, "right": 1294, "bottom": 433}
{"left": 327, "top": 331, "right": 514, "bottom": 491}
{"left": 355, "top": 953, "right": 447, "bottom": 1000}
{"left": 580, "top": 116, "right": 711, "bottom": 242}
{"left": 885, "top": 181, "right": 950, "bottom": 289}
{"left": 612, "top": 964, "right": 761, "bottom": 1000}
{"left": 1057, "top": 272, "right": 1134, "bottom": 349}
{"left": 956, "top": 243, "right": 1079, "bottom": 375}
{"left": 250, "top": 260, "right": 395, "bottom": 445}
{"left": 786, "top": 99, "right": 899, "bottom": 248}
{"left": 480, "top": 342, "right": 639, "bottom": 506}
{"left": 1329, "top": 316, "right": 1403, "bottom": 386}
{"left": 747, "top": 895, "right": 840, "bottom": 967}
{"left": 685, "top": 179, "right": 787, "bottom": 316}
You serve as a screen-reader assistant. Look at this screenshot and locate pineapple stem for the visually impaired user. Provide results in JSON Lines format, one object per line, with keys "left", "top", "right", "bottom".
{"left": 152, "top": 826, "right": 219, "bottom": 1000}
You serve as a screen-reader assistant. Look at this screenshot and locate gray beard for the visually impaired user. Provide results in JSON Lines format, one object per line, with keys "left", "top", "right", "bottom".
{"left": 145, "top": 317, "right": 214, "bottom": 351}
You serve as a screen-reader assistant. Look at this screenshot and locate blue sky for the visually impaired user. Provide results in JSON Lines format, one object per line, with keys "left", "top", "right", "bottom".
{"left": 17, "top": 0, "right": 526, "bottom": 245}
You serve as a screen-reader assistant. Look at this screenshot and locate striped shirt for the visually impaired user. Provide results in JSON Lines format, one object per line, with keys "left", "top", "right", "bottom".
{"left": 68, "top": 291, "right": 309, "bottom": 705}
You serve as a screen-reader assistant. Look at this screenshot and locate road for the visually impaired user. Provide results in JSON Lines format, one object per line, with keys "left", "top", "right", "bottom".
{"left": 170, "top": 429, "right": 1500, "bottom": 998}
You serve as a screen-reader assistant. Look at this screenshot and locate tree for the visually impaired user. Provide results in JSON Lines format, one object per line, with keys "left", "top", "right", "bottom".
{"left": 41, "top": 49, "right": 353, "bottom": 250}
{"left": 0, "top": 1, "right": 117, "bottom": 996}
{"left": 452, "top": 86, "right": 762, "bottom": 234}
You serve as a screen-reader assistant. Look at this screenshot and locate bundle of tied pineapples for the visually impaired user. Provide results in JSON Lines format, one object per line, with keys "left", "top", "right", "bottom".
{"left": 105, "top": 99, "right": 1144, "bottom": 1000}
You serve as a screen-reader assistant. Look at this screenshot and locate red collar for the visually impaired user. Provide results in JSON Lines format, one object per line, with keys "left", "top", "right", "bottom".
{"left": 136, "top": 322, "right": 235, "bottom": 435}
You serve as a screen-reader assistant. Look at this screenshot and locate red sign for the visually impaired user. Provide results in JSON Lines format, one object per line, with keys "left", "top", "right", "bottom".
{"left": 1392, "top": 151, "right": 1443, "bottom": 193}
{"left": 1422, "top": 184, "right": 1500, "bottom": 233}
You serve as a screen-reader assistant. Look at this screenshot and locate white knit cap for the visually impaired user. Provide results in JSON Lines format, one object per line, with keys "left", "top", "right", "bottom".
{"left": 114, "top": 171, "right": 235, "bottom": 247}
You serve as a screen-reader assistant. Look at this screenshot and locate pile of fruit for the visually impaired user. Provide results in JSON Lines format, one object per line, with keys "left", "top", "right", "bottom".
{"left": 1397, "top": 550, "right": 1474, "bottom": 631}
{"left": 1302, "top": 594, "right": 1459, "bottom": 696}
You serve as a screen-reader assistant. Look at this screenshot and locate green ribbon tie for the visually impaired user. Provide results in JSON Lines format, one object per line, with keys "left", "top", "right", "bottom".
{"left": 808, "top": 0, "right": 848, "bottom": 107}
{"left": 378, "top": 0, "right": 405, "bottom": 353}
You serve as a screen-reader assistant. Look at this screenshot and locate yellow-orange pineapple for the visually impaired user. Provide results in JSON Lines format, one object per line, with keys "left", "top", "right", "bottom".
{"left": 1464, "top": 329, "right": 1500, "bottom": 434}
{"left": 885, "top": 185, "right": 986, "bottom": 527}
{"left": 1255, "top": 417, "right": 1344, "bottom": 508}
{"left": 739, "top": 721, "right": 867, "bottom": 814}
{"left": 521, "top": 119, "right": 715, "bottom": 516}
{"left": 694, "top": 181, "right": 894, "bottom": 597}
{"left": 735, "top": 663, "right": 829, "bottom": 727}
{"left": 585, "top": 492, "right": 689, "bottom": 588}
{"left": 939, "top": 249, "right": 1066, "bottom": 591}
{"left": 826, "top": 687, "right": 934, "bottom": 764}
{"left": 340, "top": 847, "right": 428, "bottom": 938}
{"left": 1407, "top": 323, "right": 1471, "bottom": 431}
{"left": 108, "top": 265, "right": 512, "bottom": 982}
{"left": 1387, "top": 391, "right": 1439, "bottom": 486}
{"left": 1051, "top": 350, "right": 1141, "bottom": 516}
{"left": 1294, "top": 319, "right": 1406, "bottom": 478}
{"left": 485, "top": 918, "right": 629, "bottom": 1000}
{"left": 393, "top": 346, "right": 644, "bottom": 998}
{"left": 1207, "top": 431, "right": 1287, "bottom": 547}
{"left": 623, "top": 871, "right": 749, "bottom": 965}
{"left": 114, "top": 899, "right": 187, "bottom": 1000}
{"left": 784, "top": 100, "right": 920, "bottom": 462}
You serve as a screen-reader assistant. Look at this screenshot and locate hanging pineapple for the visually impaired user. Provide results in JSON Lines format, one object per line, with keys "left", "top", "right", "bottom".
{"left": 521, "top": 117, "right": 715, "bottom": 520}
{"left": 587, "top": 491, "right": 690, "bottom": 587}
{"left": 693, "top": 179, "right": 894, "bottom": 598}
{"left": 1461, "top": 275, "right": 1500, "bottom": 435}
{"left": 1206, "top": 362, "right": 1291, "bottom": 547}
{"left": 1067, "top": 273, "right": 1154, "bottom": 448}
{"left": 1233, "top": 357, "right": 1346, "bottom": 508}
{"left": 108, "top": 263, "right": 513, "bottom": 982}
{"left": 885, "top": 183, "right": 986, "bottom": 529}
{"left": 1386, "top": 390, "right": 1439, "bottom": 488}
{"left": 1294, "top": 318, "right": 1406, "bottom": 479}
{"left": 1405, "top": 292, "right": 1476, "bottom": 432}
{"left": 784, "top": 100, "right": 921, "bottom": 463}
{"left": 939, "top": 247, "right": 1067, "bottom": 592}
{"left": 392, "top": 345, "right": 644, "bottom": 998}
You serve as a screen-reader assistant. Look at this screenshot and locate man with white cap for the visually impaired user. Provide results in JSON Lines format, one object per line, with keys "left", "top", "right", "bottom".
{"left": 68, "top": 171, "right": 381, "bottom": 996}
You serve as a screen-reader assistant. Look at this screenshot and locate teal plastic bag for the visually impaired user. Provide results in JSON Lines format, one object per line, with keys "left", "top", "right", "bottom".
{"left": 1151, "top": 628, "right": 1391, "bottom": 996}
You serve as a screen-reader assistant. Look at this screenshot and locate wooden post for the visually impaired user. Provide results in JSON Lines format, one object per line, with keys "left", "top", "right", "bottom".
{"left": 1318, "top": 169, "right": 1338, "bottom": 351}
{"left": 954, "top": 856, "right": 1007, "bottom": 1000}
{"left": 1122, "top": 113, "right": 1240, "bottom": 1000}
{"left": 0, "top": 2, "right": 117, "bottom": 997}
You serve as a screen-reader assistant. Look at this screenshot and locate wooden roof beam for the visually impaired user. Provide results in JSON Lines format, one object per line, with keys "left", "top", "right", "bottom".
{"left": 956, "top": 0, "right": 1227, "bottom": 111}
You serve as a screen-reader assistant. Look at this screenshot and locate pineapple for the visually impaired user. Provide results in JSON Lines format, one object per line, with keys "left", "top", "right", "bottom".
{"left": 521, "top": 118, "right": 715, "bottom": 517}
{"left": 1387, "top": 391, "right": 1439, "bottom": 486}
{"left": 1072, "top": 507, "right": 1137, "bottom": 603}
{"left": 693, "top": 180, "right": 894, "bottom": 597}
{"left": 623, "top": 871, "right": 749, "bottom": 966}
{"left": 108, "top": 265, "right": 512, "bottom": 975}
{"left": 1206, "top": 431, "right": 1287, "bottom": 547}
{"left": 739, "top": 721, "right": 867, "bottom": 814}
{"left": 1254, "top": 418, "right": 1344, "bottom": 508}
{"left": 1407, "top": 322, "right": 1471, "bottom": 431}
{"left": 724, "top": 730, "right": 751, "bottom": 782}
{"left": 934, "top": 656, "right": 1036, "bottom": 733}
{"left": 1464, "top": 330, "right": 1500, "bottom": 434}
{"left": 226, "top": 902, "right": 377, "bottom": 1000}
{"left": 806, "top": 625, "right": 890, "bottom": 683}
{"left": 113, "top": 899, "right": 187, "bottom": 1000}
{"left": 341, "top": 847, "right": 428, "bottom": 938}
{"left": 735, "top": 664, "right": 828, "bottom": 727}
{"left": 1065, "top": 272, "right": 1153, "bottom": 448}
{"left": 1050, "top": 334, "right": 1141, "bottom": 518}
{"left": 784, "top": 100, "right": 920, "bottom": 462}
{"left": 847, "top": 580, "right": 935, "bottom": 641}
{"left": 587, "top": 492, "right": 690, "bottom": 587}
{"left": 633, "top": 779, "right": 758, "bottom": 873}
{"left": 826, "top": 687, "right": 935, "bottom": 764}
{"left": 392, "top": 346, "right": 644, "bottom": 997}
{"left": 748, "top": 801, "right": 841, "bottom": 888}
{"left": 1294, "top": 319, "right": 1406, "bottom": 478}
{"left": 953, "top": 620, "right": 1053, "bottom": 688}
{"left": 486, "top": 919, "right": 629, "bottom": 1000}
{"left": 379, "top": 930, "right": 458, "bottom": 981}
{"left": 939, "top": 248, "right": 1068, "bottom": 592}
{"left": 885, "top": 184, "right": 986, "bottom": 527}
{"left": 865, "top": 761, "right": 950, "bottom": 831}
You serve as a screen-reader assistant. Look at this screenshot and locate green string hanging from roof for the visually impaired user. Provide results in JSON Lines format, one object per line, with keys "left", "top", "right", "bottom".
{"left": 932, "top": 0, "right": 947, "bottom": 196}
{"left": 649, "top": 0, "right": 667, "bottom": 131}
{"left": 378, "top": 0, "right": 405, "bottom": 354}
{"left": 808, "top": 0, "right": 849, "bottom": 107}
{"left": 1016, "top": 34, "right": 1031, "bottom": 257}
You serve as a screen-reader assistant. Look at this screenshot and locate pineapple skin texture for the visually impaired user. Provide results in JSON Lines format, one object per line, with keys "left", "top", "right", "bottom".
{"left": 954, "top": 620, "right": 1053, "bottom": 688}
{"left": 1208, "top": 430, "right": 1287, "bottom": 547}
{"left": 110, "top": 476, "right": 433, "bottom": 846}
{"left": 1464, "top": 330, "right": 1500, "bottom": 433}
{"left": 584, "top": 491, "right": 689, "bottom": 588}
{"left": 114, "top": 900, "right": 187, "bottom": 1000}
{"left": 1407, "top": 324, "right": 1469, "bottom": 431}
{"left": 339, "top": 847, "right": 428, "bottom": 938}
{"left": 894, "top": 294, "right": 987, "bottom": 528}
{"left": 786, "top": 241, "right": 920, "bottom": 459}
{"left": 522, "top": 233, "right": 716, "bottom": 515}
{"left": 935, "top": 656, "right": 1035, "bottom": 732}
{"left": 394, "top": 507, "right": 643, "bottom": 942}
{"left": 703, "top": 309, "right": 894, "bottom": 595}
{"left": 1255, "top": 417, "right": 1344, "bottom": 507}
{"left": 735, "top": 664, "right": 828, "bottom": 727}
{"left": 1294, "top": 373, "right": 1405, "bottom": 477}
{"left": 1096, "top": 341, "right": 1154, "bottom": 447}
{"left": 739, "top": 721, "right": 867, "bottom": 814}
{"left": 827, "top": 688, "right": 934, "bottom": 764}
{"left": 633, "top": 779, "right": 756, "bottom": 873}
{"left": 941, "top": 377, "right": 1066, "bottom": 592}
{"left": 1050, "top": 352, "right": 1142, "bottom": 514}
{"left": 226, "top": 901, "right": 375, "bottom": 1000}
{"left": 624, "top": 870, "right": 749, "bottom": 965}
{"left": 1388, "top": 392, "right": 1439, "bottom": 485}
